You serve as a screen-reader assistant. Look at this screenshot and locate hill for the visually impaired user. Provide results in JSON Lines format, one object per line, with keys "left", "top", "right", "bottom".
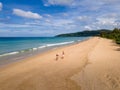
{"left": 55, "top": 29, "right": 111, "bottom": 37}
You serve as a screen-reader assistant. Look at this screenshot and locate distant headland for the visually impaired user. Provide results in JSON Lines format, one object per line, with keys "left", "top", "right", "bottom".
{"left": 56, "top": 28, "right": 120, "bottom": 44}
{"left": 55, "top": 29, "right": 111, "bottom": 37}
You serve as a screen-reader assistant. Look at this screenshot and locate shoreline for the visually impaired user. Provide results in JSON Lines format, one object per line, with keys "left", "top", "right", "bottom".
{"left": 0, "top": 37, "right": 90, "bottom": 67}
{"left": 0, "top": 37, "right": 89, "bottom": 56}
{"left": 0, "top": 37, "right": 120, "bottom": 90}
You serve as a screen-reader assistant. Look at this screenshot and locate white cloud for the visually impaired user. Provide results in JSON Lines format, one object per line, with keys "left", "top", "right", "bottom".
{"left": 101, "top": 0, "right": 120, "bottom": 4}
{"left": 44, "top": 0, "right": 120, "bottom": 10}
{"left": 96, "top": 17, "right": 116, "bottom": 26}
{"left": 94, "top": 13, "right": 120, "bottom": 27}
{"left": 1, "top": 0, "right": 120, "bottom": 36}
{"left": 62, "top": 13, "right": 69, "bottom": 16}
{"left": 0, "top": 2, "right": 3, "bottom": 11}
{"left": 0, "top": 23, "right": 31, "bottom": 28}
{"left": 85, "top": 16, "right": 119, "bottom": 30}
{"left": 44, "top": 0, "right": 74, "bottom": 6}
{"left": 13, "top": 9, "right": 42, "bottom": 19}
{"left": 77, "top": 16, "right": 91, "bottom": 22}
{"left": 84, "top": 26, "right": 92, "bottom": 30}
{"left": 45, "top": 19, "right": 51, "bottom": 23}
{"left": 51, "top": 19, "right": 74, "bottom": 27}
{"left": 44, "top": 14, "right": 52, "bottom": 18}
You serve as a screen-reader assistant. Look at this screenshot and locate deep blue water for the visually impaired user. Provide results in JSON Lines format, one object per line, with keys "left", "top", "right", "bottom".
{"left": 0, "top": 37, "right": 88, "bottom": 55}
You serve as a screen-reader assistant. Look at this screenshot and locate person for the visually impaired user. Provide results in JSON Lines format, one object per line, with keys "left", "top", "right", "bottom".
{"left": 56, "top": 54, "right": 59, "bottom": 60}
{"left": 61, "top": 51, "right": 65, "bottom": 59}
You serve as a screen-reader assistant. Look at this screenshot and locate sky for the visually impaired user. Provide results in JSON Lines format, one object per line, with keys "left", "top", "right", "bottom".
{"left": 0, "top": 0, "right": 120, "bottom": 37}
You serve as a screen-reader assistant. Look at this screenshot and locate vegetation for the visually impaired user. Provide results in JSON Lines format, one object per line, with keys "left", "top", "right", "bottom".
{"left": 100, "top": 28, "right": 120, "bottom": 44}
{"left": 56, "top": 29, "right": 111, "bottom": 37}
{"left": 56, "top": 28, "right": 120, "bottom": 44}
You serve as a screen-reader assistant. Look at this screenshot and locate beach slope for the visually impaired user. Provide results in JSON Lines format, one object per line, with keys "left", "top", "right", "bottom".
{"left": 0, "top": 37, "right": 120, "bottom": 90}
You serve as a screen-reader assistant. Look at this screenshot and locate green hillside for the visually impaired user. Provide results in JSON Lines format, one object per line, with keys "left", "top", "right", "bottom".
{"left": 56, "top": 29, "right": 111, "bottom": 37}
{"left": 56, "top": 28, "right": 120, "bottom": 44}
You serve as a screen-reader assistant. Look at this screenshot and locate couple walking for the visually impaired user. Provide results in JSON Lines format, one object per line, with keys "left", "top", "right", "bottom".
{"left": 56, "top": 51, "right": 64, "bottom": 60}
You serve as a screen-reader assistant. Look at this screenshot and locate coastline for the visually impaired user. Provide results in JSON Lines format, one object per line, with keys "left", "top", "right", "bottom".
{"left": 0, "top": 37, "right": 89, "bottom": 67}
{"left": 0, "top": 37, "right": 120, "bottom": 90}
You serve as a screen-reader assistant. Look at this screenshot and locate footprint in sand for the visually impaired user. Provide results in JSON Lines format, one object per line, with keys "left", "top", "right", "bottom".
{"left": 104, "top": 74, "right": 120, "bottom": 89}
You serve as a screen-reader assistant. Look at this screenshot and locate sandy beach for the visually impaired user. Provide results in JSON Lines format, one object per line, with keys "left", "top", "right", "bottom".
{"left": 0, "top": 37, "right": 120, "bottom": 90}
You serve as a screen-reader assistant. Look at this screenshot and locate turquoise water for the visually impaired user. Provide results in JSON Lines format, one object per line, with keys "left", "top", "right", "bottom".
{"left": 0, "top": 37, "right": 89, "bottom": 65}
{"left": 0, "top": 37, "right": 88, "bottom": 55}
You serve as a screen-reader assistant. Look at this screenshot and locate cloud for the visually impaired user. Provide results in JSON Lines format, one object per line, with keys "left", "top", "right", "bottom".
{"left": 44, "top": 0, "right": 74, "bottom": 6}
{"left": 95, "top": 13, "right": 120, "bottom": 27}
{"left": 1, "top": 0, "right": 120, "bottom": 37}
{"left": 44, "top": 0, "right": 120, "bottom": 10}
{"left": 13, "top": 9, "right": 42, "bottom": 19}
{"left": 84, "top": 15, "right": 119, "bottom": 30}
{"left": 44, "top": 14, "right": 52, "bottom": 17}
{"left": 97, "top": 18, "right": 116, "bottom": 25}
{"left": 0, "top": 23, "right": 31, "bottom": 28}
{"left": 77, "top": 16, "right": 91, "bottom": 22}
{"left": 84, "top": 26, "right": 92, "bottom": 30}
{"left": 44, "top": 19, "right": 74, "bottom": 27}
{"left": 0, "top": 2, "right": 2, "bottom": 11}
{"left": 0, "top": 22, "right": 56, "bottom": 36}
{"left": 100, "top": 0, "right": 120, "bottom": 4}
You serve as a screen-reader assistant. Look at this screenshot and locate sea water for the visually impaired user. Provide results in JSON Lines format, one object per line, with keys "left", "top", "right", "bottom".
{"left": 0, "top": 37, "right": 89, "bottom": 66}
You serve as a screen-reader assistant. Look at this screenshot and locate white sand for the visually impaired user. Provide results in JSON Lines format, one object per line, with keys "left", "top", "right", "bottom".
{"left": 0, "top": 37, "right": 120, "bottom": 90}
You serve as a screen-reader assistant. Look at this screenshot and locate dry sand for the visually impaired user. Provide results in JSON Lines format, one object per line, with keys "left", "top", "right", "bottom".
{"left": 0, "top": 37, "right": 120, "bottom": 90}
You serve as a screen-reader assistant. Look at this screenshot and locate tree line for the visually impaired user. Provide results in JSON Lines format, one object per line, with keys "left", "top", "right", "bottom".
{"left": 100, "top": 28, "right": 120, "bottom": 44}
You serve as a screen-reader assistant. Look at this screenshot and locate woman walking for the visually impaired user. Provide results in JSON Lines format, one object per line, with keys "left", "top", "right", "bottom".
{"left": 61, "top": 51, "right": 65, "bottom": 59}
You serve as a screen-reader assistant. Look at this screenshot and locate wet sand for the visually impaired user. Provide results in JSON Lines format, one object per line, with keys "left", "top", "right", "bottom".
{"left": 0, "top": 37, "right": 120, "bottom": 90}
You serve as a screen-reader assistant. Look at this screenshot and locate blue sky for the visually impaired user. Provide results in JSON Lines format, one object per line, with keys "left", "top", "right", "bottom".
{"left": 0, "top": 0, "right": 120, "bottom": 37}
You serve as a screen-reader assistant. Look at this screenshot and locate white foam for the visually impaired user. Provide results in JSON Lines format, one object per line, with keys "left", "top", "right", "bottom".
{"left": 32, "top": 48, "right": 38, "bottom": 50}
{"left": 0, "top": 51, "right": 19, "bottom": 57}
{"left": 46, "top": 41, "right": 74, "bottom": 47}
{"left": 0, "top": 41, "right": 75, "bottom": 57}
{"left": 77, "top": 40, "right": 81, "bottom": 41}
{"left": 38, "top": 46, "right": 46, "bottom": 49}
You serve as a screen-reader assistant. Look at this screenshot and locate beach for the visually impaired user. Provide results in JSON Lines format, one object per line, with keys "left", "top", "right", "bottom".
{"left": 0, "top": 37, "right": 120, "bottom": 90}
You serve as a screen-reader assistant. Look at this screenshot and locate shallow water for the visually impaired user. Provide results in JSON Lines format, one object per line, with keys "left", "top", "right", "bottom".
{"left": 0, "top": 37, "right": 89, "bottom": 66}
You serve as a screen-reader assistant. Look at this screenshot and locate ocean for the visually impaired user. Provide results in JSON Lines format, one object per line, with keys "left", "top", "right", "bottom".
{"left": 0, "top": 37, "right": 89, "bottom": 66}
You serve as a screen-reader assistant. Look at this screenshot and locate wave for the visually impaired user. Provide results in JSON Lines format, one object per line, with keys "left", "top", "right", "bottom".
{"left": 46, "top": 41, "right": 74, "bottom": 47}
{"left": 0, "top": 41, "right": 75, "bottom": 57}
{"left": 0, "top": 51, "right": 19, "bottom": 57}
{"left": 32, "top": 48, "right": 38, "bottom": 50}
{"left": 19, "top": 48, "right": 33, "bottom": 53}
{"left": 38, "top": 46, "right": 46, "bottom": 49}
